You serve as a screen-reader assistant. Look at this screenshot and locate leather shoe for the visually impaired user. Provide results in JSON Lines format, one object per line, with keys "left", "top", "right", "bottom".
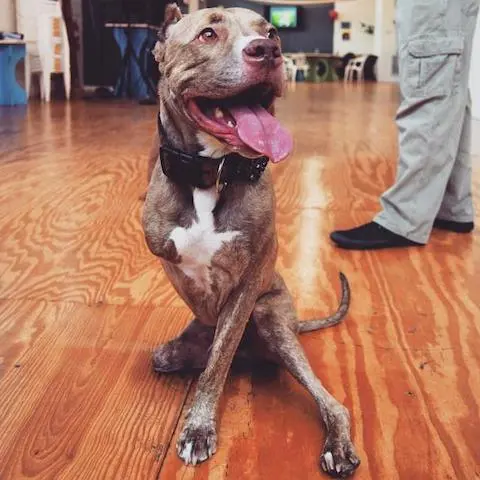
{"left": 330, "top": 222, "right": 423, "bottom": 250}
{"left": 433, "top": 218, "right": 474, "bottom": 233}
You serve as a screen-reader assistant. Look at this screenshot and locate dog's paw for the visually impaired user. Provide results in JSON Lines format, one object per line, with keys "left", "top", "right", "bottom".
{"left": 152, "top": 343, "right": 181, "bottom": 373}
{"left": 177, "top": 422, "right": 217, "bottom": 466}
{"left": 320, "top": 439, "right": 360, "bottom": 478}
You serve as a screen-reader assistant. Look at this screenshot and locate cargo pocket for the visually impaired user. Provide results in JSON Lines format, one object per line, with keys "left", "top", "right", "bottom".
{"left": 402, "top": 34, "right": 464, "bottom": 99}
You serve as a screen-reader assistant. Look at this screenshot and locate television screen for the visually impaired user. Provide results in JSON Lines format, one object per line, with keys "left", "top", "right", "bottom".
{"left": 269, "top": 6, "right": 298, "bottom": 29}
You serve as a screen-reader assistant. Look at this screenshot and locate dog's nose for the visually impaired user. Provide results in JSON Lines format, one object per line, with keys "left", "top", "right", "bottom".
{"left": 243, "top": 39, "right": 281, "bottom": 66}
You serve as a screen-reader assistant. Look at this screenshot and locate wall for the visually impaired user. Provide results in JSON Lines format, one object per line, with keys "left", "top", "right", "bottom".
{"left": 0, "top": 0, "right": 16, "bottom": 32}
{"left": 278, "top": 4, "right": 334, "bottom": 53}
{"left": 374, "top": 0, "right": 397, "bottom": 82}
{"left": 206, "top": 1, "right": 264, "bottom": 18}
{"left": 333, "top": 0, "right": 375, "bottom": 55}
{"left": 471, "top": 12, "right": 480, "bottom": 120}
{"left": 206, "top": 0, "right": 334, "bottom": 53}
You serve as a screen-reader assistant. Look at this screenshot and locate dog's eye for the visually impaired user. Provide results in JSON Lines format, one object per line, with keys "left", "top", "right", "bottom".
{"left": 198, "top": 27, "right": 218, "bottom": 42}
{"left": 267, "top": 28, "right": 278, "bottom": 40}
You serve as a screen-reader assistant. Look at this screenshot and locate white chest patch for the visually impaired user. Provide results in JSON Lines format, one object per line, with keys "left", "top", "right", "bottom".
{"left": 169, "top": 187, "right": 240, "bottom": 290}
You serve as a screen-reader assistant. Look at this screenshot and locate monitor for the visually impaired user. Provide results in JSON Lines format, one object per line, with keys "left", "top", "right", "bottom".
{"left": 268, "top": 6, "right": 300, "bottom": 30}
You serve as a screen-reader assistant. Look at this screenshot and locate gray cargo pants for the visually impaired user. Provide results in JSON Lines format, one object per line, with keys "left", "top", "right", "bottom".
{"left": 374, "top": 0, "right": 479, "bottom": 244}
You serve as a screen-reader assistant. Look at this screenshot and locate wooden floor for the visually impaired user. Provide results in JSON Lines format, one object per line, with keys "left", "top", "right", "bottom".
{"left": 0, "top": 83, "right": 479, "bottom": 480}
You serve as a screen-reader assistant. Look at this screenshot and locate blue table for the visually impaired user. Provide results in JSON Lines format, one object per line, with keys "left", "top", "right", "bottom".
{"left": 0, "top": 40, "right": 27, "bottom": 106}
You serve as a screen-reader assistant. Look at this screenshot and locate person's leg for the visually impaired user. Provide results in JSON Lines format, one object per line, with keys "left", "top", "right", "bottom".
{"left": 331, "top": 0, "right": 479, "bottom": 250}
{"left": 380, "top": 0, "right": 479, "bottom": 241}
{"left": 435, "top": 91, "right": 475, "bottom": 232}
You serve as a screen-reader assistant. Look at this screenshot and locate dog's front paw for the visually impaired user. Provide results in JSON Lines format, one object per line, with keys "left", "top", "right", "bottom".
{"left": 320, "top": 439, "right": 360, "bottom": 478}
{"left": 152, "top": 342, "right": 182, "bottom": 373}
{"left": 177, "top": 422, "right": 217, "bottom": 466}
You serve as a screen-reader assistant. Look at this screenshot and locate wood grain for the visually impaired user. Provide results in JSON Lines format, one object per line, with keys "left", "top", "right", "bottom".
{"left": 0, "top": 301, "right": 192, "bottom": 479}
{"left": 0, "top": 83, "right": 479, "bottom": 479}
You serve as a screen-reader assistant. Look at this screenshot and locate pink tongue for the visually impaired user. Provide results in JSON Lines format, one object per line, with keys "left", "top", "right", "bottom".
{"left": 228, "top": 105, "right": 293, "bottom": 163}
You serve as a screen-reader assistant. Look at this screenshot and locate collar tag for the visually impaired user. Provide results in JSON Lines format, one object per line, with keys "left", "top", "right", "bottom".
{"left": 215, "top": 158, "right": 226, "bottom": 194}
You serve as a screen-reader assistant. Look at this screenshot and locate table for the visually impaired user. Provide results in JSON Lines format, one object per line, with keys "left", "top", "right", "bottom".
{"left": 284, "top": 52, "right": 343, "bottom": 82}
{"left": 0, "top": 40, "right": 28, "bottom": 105}
{"left": 105, "top": 23, "right": 158, "bottom": 100}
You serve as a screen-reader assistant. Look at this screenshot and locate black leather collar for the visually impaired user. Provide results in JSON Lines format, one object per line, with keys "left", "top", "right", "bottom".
{"left": 158, "top": 114, "right": 269, "bottom": 192}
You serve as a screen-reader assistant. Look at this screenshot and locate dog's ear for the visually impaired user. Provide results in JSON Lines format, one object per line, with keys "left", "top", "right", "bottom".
{"left": 163, "top": 3, "right": 183, "bottom": 32}
{"left": 153, "top": 3, "right": 183, "bottom": 63}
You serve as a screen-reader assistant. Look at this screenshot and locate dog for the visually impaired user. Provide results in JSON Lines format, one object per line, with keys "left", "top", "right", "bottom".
{"left": 142, "top": 4, "right": 360, "bottom": 477}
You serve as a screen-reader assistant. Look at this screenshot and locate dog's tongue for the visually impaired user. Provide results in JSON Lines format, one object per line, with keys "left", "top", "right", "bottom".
{"left": 228, "top": 105, "right": 293, "bottom": 163}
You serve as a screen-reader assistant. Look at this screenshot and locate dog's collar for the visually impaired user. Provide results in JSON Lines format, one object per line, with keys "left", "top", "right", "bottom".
{"left": 157, "top": 114, "right": 269, "bottom": 192}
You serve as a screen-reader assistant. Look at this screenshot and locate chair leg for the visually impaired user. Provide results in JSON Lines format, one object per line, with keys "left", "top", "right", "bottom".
{"left": 41, "top": 71, "right": 51, "bottom": 102}
{"left": 63, "top": 69, "right": 71, "bottom": 99}
{"left": 24, "top": 54, "right": 31, "bottom": 99}
{"left": 346, "top": 65, "right": 352, "bottom": 82}
{"left": 39, "top": 72, "right": 44, "bottom": 100}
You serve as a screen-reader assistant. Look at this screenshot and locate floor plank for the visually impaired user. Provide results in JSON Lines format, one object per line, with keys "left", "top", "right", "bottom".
{"left": 0, "top": 301, "right": 192, "bottom": 479}
{"left": 0, "top": 83, "right": 479, "bottom": 479}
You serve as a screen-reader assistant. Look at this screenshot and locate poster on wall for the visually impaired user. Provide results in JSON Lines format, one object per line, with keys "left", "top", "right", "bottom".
{"left": 341, "top": 21, "right": 351, "bottom": 41}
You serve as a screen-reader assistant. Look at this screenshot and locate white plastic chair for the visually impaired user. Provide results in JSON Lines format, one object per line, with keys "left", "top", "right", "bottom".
{"left": 16, "top": 0, "right": 70, "bottom": 101}
{"left": 344, "top": 55, "right": 368, "bottom": 82}
{"left": 283, "top": 55, "right": 298, "bottom": 82}
{"left": 284, "top": 54, "right": 310, "bottom": 82}
{"left": 292, "top": 53, "right": 310, "bottom": 82}
{"left": 16, "top": 0, "right": 42, "bottom": 98}
{"left": 37, "top": 0, "right": 71, "bottom": 101}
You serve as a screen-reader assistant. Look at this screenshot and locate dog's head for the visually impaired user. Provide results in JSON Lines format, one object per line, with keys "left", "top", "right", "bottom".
{"left": 154, "top": 4, "right": 292, "bottom": 162}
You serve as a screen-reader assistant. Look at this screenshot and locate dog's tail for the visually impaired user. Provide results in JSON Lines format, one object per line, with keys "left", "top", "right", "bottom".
{"left": 297, "top": 272, "right": 350, "bottom": 334}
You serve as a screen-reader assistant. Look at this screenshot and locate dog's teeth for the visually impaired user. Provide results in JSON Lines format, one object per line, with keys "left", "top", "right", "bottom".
{"left": 227, "top": 120, "right": 235, "bottom": 127}
{"left": 214, "top": 108, "right": 224, "bottom": 119}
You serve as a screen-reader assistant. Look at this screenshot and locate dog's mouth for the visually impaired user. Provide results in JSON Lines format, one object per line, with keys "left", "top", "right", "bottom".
{"left": 187, "top": 83, "right": 293, "bottom": 163}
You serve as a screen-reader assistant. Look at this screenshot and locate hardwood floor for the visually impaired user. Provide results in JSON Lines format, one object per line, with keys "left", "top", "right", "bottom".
{"left": 0, "top": 83, "right": 479, "bottom": 480}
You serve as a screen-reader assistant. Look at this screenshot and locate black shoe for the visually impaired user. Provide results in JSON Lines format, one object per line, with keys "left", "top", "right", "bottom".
{"left": 433, "top": 218, "right": 474, "bottom": 233}
{"left": 330, "top": 222, "right": 423, "bottom": 250}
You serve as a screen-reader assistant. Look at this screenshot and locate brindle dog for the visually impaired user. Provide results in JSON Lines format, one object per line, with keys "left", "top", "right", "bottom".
{"left": 143, "top": 4, "right": 360, "bottom": 477}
